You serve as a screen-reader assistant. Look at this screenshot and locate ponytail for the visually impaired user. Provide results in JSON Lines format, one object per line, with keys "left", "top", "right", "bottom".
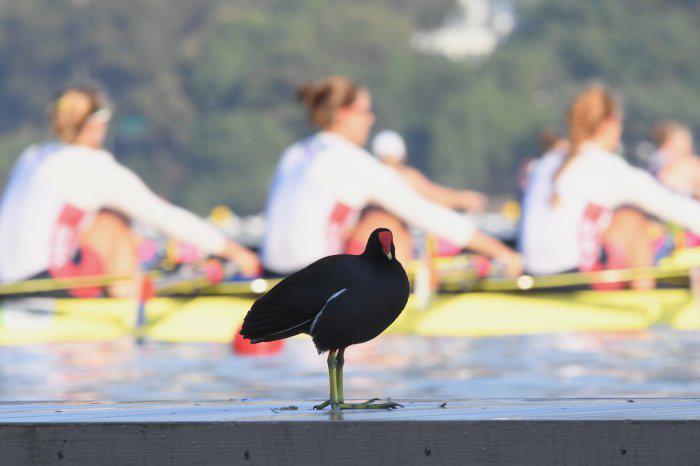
{"left": 551, "top": 84, "right": 619, "bottom": 205}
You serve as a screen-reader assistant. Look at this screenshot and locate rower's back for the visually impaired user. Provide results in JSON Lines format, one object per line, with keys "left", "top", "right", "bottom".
{"left": 262, "top": 131, "right": 381, "bottom": 274}
{"left": 0, "top": 144, "right": 118, "bottom": 281}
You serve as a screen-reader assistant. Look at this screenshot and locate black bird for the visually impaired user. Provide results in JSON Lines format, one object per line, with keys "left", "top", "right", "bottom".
{"left": 240, "top": 228, "right": 410, "bottom": 410}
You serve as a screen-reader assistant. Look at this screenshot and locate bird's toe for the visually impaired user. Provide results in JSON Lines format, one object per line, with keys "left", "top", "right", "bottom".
{"left": 312, "top": 400, "right": 331, "bottom": 410}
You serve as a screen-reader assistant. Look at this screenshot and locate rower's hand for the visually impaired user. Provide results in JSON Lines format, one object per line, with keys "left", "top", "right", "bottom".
{"left": 496, "top": 252, "right": 524, "bottom": 278}
{"left": 465, "top": 231, "right": 520, "bottom": 277}
{"left": 221, "top": 241, "right": 262, "bottom": 277}
{"left": 459, "top": 190, "right": 488, "bottom": 213}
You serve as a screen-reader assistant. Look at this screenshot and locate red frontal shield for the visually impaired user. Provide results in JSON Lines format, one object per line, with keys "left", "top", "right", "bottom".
{"left": 378, "top": 230, "right": 393, "bottom": 255}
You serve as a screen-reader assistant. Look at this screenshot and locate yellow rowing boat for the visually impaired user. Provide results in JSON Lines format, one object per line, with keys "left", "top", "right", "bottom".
{"left": 1, "top": 287, "right": 699, "bottom": 345}
{"left": 2, "top": 248, "right": 700, "bottom": 345}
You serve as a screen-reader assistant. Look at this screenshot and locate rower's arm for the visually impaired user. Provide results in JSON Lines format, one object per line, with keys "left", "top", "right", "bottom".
{"left": 616, "top": 162, "right": 700, "bottom": 234}
{"left": 367, "top": 165, "right": 521, "bottom": 274}
{"left": 97, "top": 163, "right": 227, "bottom": 256}
{"left": 401, "top": 167, "right": 486, "bottom": 212}
{"left": 401, "top": 167, "right": 458, "bottom": 206}
{"left": 690, "top": 158, "right": 700, "bottom": 200}
{"left": 368, "top": 163, "right": 475, "bottom": 246}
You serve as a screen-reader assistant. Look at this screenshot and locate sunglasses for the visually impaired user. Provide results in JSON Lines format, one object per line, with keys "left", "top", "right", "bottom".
{"left": 86, "top": 107, "right": 113, "bottom": 124}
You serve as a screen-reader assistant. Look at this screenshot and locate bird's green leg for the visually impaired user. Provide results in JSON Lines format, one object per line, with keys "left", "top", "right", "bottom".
{"left": 333, "top": 348, "right": 403, "bottom": 410}
{"left": 313, "top": 349, "right": 402, "bottom": 411}
{"left": 334, "top": 397, "right": 403, "bottom": 410}
{"left": 336, "top": 348, "right": 345, "bottom": 403}
{"left": 313, "top": 350, "right": 338, "bottom": 410}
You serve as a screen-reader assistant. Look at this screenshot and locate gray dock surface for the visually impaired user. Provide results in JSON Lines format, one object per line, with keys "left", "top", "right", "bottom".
{"left": 2, "top": 398, "right": 700, "bottom": 465}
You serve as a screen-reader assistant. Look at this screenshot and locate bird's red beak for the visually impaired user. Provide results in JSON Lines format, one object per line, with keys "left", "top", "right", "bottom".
{"left": 378, "top": 230, "right": 393, "bottom": 260}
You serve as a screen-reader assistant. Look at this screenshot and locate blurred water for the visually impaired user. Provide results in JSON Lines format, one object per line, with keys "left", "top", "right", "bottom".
{"left": 1, "top": 329, "right": 700, "bottom": 401}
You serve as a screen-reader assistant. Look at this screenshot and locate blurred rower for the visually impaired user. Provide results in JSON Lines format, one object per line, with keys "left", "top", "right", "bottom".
{"left": 0, "top": 85, "right": 259, "bottom": 296}
{"left": 518, "top": 129, "right": 569, "bottom": 193}
{"left": 346, "top": 130, "right": 488, "bottom": 263}
{"left": 520, "top": 84, "right": 700, "bottom": 288}
{"left": 262, "top": 76, "right": 522, "bottom": 275}
{"left": 649, "top": 121, "right": 700, "bottom": 198}
{"left": 372, "top": 130, "right": 487, "bottom": 212}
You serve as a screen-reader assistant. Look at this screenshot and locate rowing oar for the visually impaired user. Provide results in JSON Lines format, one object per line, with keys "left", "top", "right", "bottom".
{"left": 450, "top": 263, "right": 700, "bottom": 292}
{"left": 172, "top": 277, "right": 283, "bottom": 296}
{"left": 0, "top": 273, "right": 136, "bottom": 296}
{"left": 154, "top": 261, "right": 271, "bottom": 296}
{"left": 0, "top": 264, "right": 274, "bottom": 299}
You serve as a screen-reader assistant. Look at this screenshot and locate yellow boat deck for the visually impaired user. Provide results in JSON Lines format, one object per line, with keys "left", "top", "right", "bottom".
{"left": 2, "top": 288, "right": 699, "bottom": 345}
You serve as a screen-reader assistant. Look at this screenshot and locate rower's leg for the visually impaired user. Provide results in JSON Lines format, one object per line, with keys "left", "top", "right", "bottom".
{"left": 313, "top": 350, "right": 338, "bottom": 410}
{"left": 79, "top": 209, "right": 139, "bottom": 297}
{"left": 604, "top": 208, "right": 655, "bottom": 289}
{"left": 346, "top": 209, "right": 412, "bottom": 266}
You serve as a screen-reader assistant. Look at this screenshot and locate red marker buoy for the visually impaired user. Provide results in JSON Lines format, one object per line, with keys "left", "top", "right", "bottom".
{"left": 232, "top": 325, "right": 284, "bottom": 356}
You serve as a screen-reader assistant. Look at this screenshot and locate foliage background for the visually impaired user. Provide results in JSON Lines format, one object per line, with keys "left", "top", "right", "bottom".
{"left": 1, "top": 0, "right": 699, "bottom": 214}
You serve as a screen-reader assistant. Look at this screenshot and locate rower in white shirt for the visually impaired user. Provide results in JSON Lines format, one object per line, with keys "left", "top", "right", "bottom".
{"left": 520, "top": 84, "right": 700, "bottom": 287}
{"left": 262, "top": 75, "right": 522, "bottom": 276}
{"left": 649, "top": 120, "right": 700, "bottom": 198}
{"left": 0, "top": 86, "right": 259, "bottom": 295}
{"left": 342, "top": 130, "right": 488, "bottom": 264}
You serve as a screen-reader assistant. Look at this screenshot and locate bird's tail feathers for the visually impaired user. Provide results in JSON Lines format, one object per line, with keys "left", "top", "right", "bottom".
{"left": 245, "top": 319, "right": 311, "bottom": 343}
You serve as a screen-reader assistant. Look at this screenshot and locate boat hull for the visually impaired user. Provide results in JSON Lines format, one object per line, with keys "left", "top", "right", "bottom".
{"left": 2, "top": 289, "right": 699, "bottom": 345}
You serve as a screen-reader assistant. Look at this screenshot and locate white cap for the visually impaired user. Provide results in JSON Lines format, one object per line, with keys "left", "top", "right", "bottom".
{"left": 371, "top": 130, "right": 406, "bottom": 162}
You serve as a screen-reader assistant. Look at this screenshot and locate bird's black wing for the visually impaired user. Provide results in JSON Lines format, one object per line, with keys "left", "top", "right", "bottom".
{"left": 240, "top": 255, "right": 363, "bottom": 343}
{"left": 309, "top": 274, "right": 406, "bottom": 353}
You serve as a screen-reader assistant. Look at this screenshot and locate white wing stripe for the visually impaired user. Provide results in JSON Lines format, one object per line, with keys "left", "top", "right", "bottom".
{"left": 255, "top": 318, "right": 312, "bottom": 341}
{"left": 309, "top": 288, "right": 348, "bottom": 333}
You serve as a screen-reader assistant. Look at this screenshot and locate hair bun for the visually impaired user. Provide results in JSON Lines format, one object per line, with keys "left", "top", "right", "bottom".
{"left": 297, "top": 83, "right": 318, "bottom": 107}
{"left": 51, "top": 86, "right": 107, "bottom": 143}
{"left": 296, "top": 76, "right": 361, "bottom": 129}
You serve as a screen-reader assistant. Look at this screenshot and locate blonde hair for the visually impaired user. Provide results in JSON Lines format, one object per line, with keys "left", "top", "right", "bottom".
{"left": 51, "top": 87, "right": 107, "bottom": 143}
{"left": 297, "top": 76, "right": 361, "bottom": 128}
{"left": 551, "top": 84, "right": 620, "bottom": 204}
{"left": 653, "top": 120, "right": 690, "bottom": 147}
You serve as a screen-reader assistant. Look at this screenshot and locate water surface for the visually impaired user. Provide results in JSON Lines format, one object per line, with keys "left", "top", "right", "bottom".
{"left": 1, "top": 329, "right": 699, "bottom": 401}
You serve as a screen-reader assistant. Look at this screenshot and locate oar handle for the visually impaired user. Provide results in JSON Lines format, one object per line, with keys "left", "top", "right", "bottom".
{"left": 473, "top": 265, "right": 696, "bottom": 292}
{"left": 0, "top": 274, "right": 134, "bottom": 296}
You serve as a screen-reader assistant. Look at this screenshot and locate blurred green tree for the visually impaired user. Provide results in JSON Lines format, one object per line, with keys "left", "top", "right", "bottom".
{"left": 1, "top": 0, "right": 700, "bottom": 213}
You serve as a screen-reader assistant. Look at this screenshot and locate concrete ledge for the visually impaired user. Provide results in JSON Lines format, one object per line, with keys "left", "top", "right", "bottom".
{"left": 2, "top": 399, "right": 700, "bottom": 465}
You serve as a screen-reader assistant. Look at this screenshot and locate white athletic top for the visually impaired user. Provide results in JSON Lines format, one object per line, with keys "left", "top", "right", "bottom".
{"left": 0, "top": 143, "right": 226, "bottom": 281}
{"left": 262, "top": 132, "right": 476, "bottom": 273}
{"left": 520, "top": 142, "right": 700, "bottom": 274}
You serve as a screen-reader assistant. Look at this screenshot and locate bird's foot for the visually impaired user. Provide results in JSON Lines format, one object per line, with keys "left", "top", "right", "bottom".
{"left": 312, "top": 399, "right": 331, "bottom": 410}
{"left": 333, "top": 398, "right": 403, "bottom": 410}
